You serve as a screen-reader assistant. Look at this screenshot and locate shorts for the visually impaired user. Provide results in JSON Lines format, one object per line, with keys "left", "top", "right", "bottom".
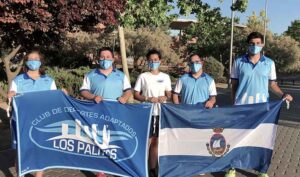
{"left": 150, "top": 116, "right": 159, "bottom": 137}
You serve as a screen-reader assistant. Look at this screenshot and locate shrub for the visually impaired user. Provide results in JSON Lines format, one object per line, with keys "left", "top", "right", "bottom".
{"left": 266, "top": 36, "right": 300, "bottom": 73}
{"left": 204, "top": 56, "right": 225, "bottom": 81}
{"left": 46, "top": 66, "right": 90, "bottom": 98}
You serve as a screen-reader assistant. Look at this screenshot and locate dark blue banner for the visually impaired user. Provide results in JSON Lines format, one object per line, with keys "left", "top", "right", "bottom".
{"left": 13, "top": 90, "right": 152, "bottom": 177}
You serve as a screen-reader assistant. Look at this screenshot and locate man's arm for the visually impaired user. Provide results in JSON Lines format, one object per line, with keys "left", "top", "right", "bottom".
{"left": 118, "top": 89, "right": 132, "bottom": 104}
{"left": 134, "top": 91, "right": 145, "bottom": 102}
{"left": 80, "top": 75, "right": 102, "bottom": 102}
{"left": 134, "top": 91, "right": 158, "bottom": 103}
{"left": 231, "top": 79, "right": 239, "bottom": 104}
{"left": 172, "top": 78, "right": 182, "bottom": 104}
{"left": 205, "top": 96, "right": 216, "bottom": 109}
{"left": 80, "top": 90, "right": 102, "bottom": 103}
{"left": 172, "top": 93, "right": 180, "bottom": 104}
{"left": 269, "top": 81, "right": 293, "bottom": 101}
{"left": 159, "top": 90, "right": 171, "bottom": 103}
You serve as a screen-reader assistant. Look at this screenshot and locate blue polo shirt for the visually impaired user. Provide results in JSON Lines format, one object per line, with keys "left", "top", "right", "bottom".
{"left": 231, "top": 54, "right": 277, "bottom": 105}
{"left": 10, "top": 73, "right": 57, "bottom": 94}
{"left": 173, "top": 73, "right": 217, "bottom": 104}
{"left": 80, "top": 69, "right": 131, "bottom": 100}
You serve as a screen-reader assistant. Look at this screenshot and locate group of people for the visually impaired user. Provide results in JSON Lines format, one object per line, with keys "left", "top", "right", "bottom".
{"left": 8, "top": 31, "right": 293, "bottom": 177}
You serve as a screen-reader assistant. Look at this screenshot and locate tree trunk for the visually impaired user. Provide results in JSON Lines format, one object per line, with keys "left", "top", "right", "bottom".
{"left": 118, "top": 26, "right": 130, "bottom": 80}
{"left": 1, "top": 45, "right": 22, "bottom": 97}
{"left": 118, "top": 26, "right": 133, "bottom": 103}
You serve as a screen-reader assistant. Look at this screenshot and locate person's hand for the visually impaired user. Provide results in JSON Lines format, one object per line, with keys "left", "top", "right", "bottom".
{"left": 205, "top": 100, "right": 215, "bottom": 109}
{"left": 283, "top": 94, "right": 293, "bottom": 102}
{"left": 118, "top": 96, "right": 127, "bottom": 104}
{"left": 94, "top": 95, "right": 103, "bottom": 103}
{"left": 61, "top": 88, "right": 68, "bottom": 95}
{"left": 158, "top": 96, "right": 167, "bottom": 103}
{"left": 7, "top": 91, "right": 16, "bottom": 99}
{"left": 148, "top": 97, "right": 159, "bottom": 103}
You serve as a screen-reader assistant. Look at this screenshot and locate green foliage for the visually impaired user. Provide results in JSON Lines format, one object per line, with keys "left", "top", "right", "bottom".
{"left": 42, "top": 31, "right": 116, "bottom": 68}
{"left": 46, "top": 66, "right": 90, "bottom": 98}
{"left": 177, "top": 0, "right": 210, "bottom": 15}
{"left": 121, "top": 0, "right": 175, "bottom": 28}
{"left": 204, "top": 56, "right": 225, "bottom": 81}
{"left": 125, "top": 27, "right": 180, "bottom": 66}
{"left": 231, "top": 0, "right": 248, "bottom": 12}
{"left": 181, "top": 5, "right": 233, "bottom": 78}
{"left": 285, "top": 20, "right": 300, "bottom": 43}
{"left": 183, "top": 10, "right": 231, "bottom": 59}
{"left": 122, "top": 0, "right": 249, "bottom": 29}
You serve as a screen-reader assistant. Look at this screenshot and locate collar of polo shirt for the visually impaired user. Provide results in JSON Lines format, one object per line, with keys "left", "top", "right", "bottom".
{"left": 244, "top": 54, "right": 266, "bottom": 63}
{"left": 24, "top": 72, "right": 46, "bottom": 80}
{"left": 189, "top": 72, "right": 206, "bottom": 79}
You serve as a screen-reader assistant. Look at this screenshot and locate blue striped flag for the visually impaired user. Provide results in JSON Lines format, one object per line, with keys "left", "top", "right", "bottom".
{"left": 159, "top": 101, "right": 282, "bottom": 177}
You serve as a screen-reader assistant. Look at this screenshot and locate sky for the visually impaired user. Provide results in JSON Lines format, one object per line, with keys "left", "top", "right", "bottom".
{"left": 171, "top": 0, "right": 300, "bottom": 35}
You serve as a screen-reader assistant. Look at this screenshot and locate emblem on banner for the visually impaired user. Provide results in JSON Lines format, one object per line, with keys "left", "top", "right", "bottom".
{"left": 206, "top": 128, "right": 230, "bottom": 157}
{"left": 30, "top": 118, "right": 138, "bottom": 162}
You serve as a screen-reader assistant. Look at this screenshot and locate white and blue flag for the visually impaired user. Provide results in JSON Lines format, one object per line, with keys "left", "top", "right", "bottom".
{"left": 159, "top": 101, "right": 282, "bottom": 177}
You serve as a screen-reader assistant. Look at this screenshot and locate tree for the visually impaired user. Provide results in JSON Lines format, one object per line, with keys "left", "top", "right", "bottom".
{"left": 182, "top": 8, "right": 231, "bottom": 59}
{"left": 231, "top": 0, "right": 248, "bottom": 12}
{"left": 285, "top": 20, "right": 300, "bottom": 43}
{"left": 0, "top": 0, "right": 126, "bottom": 99}
{"left": 121, "top": 0, "right": 175, "bottom": 28}
{"left": 121, "top": 0, "right": 249, "bottom": 29}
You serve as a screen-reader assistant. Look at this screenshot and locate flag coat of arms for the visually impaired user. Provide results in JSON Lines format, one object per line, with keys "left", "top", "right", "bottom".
{"left": 159, "top": 101, "right": 282, "bottom": 177}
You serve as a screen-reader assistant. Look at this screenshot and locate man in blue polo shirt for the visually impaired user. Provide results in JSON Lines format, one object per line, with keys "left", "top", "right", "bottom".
{"left": 80, "top": 47, "right": 132, "bottom": 104}
{"left": 173, "top": 53, "right": 217, "bottom": 108}
{"left": 80, "top": 47, "right": 131, "bottom": 177}
{"left": 228, "top": 32, "right": 293, "bottom": 177}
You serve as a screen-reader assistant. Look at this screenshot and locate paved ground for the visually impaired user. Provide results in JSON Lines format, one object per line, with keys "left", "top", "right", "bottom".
{"left": 0, "top": 87, "right": 299, "bottom": 177}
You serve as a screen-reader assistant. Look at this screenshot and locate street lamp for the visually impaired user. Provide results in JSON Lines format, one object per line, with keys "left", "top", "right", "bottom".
{"left": 229, "top": 0, "right": 236, "bottom": 87}
{"left": 263, "top": 0, "right": 269, "bottom": 45}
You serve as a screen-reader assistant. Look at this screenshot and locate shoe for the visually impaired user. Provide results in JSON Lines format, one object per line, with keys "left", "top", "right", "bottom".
{"left": 97, "top": 172, "right": 106, "bottom": 177}
{"left": 258, "top": 173, "right": 269, "bottom": 177}
{"left": 225, "top": 169, "right": 236, "bottom": 177}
